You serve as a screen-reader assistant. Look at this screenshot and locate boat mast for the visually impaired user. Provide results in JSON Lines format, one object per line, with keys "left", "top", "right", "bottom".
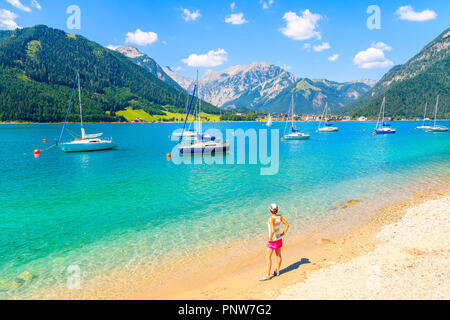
{"left": 434, "top": 95, "right": 439, "bottom": 127}
{"left": 77, "top": 72, "right": 84, "bottom": 137}
{"left": 195, "top": 70, "right": 202, "bottom": 135}
{"left": 291, "top": 95, "right": 295, "bottom": 130}
{"left": 376, "top": 97, "right": 385, "bottom": 129}
{"left": 423, "top": 102, "right": 428, "bottom": 127}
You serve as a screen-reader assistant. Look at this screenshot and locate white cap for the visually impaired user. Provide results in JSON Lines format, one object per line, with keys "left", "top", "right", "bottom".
{"left": 269, "top": 204, "right": 278, "bottom": 212}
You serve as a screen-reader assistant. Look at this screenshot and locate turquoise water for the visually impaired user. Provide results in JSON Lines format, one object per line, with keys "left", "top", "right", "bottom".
{"left": 0, "top": 121, "right": 449, "bottom": 298}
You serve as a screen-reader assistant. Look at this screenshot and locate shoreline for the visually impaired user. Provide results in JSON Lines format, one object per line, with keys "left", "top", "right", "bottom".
{"left": 37, "top": 181, "right": 450, "bottom": 300}
{"left": 3, "top": 120, "right": 449, "bottom": 125}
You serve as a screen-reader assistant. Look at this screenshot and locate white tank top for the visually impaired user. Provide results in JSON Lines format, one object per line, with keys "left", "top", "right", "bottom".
{"left": 268, "top": 216, "right": 282, "bottom": 242}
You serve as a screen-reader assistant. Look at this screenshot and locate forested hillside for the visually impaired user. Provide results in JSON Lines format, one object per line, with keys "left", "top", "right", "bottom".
{"left": 0, "top": 25, "right": 219, "bottom": 122}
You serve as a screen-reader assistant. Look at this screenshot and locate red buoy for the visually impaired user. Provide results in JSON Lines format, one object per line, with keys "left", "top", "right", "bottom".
{"left": 166, "top": 153, "right": 172, "bottom": 159}
{"left": 34, "top": 149, "right": 40, "bottom": 155}
{"left": 43, "top": 139, "right": 47, "bottom": 143}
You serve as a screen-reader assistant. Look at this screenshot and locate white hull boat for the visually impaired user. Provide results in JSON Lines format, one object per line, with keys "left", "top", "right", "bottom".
{"left": 58, "top": 73, "right": 116, "bottom": 153}
{"left": 175, "top": 72, "right": 230, "bottom": 155}
{"left": 59, "top": 138, "right": 115, "bottom": 152}
{"left": 374, "top": 97, "right": 396, "bottom": 135}
{"left": 426, "top": 96, "right": 448, "bottom": 133}
{"left": 178, "top": 141, "right": 230, "bottom": 154}
{"left": 285, "top": 133, "right": 310, "bottom": 140}
{"left": 374, "top": 128, "right": 396, "bottom": 134}
{"left": 426, "top": 127, "right": 449, "bottom": 133}
{"left": 318, "top": 103, "right": 338, "bottom": 133}
{"left": 319, "top": 126, "right": 339, "bottom": 132}
{"left": 284, "top": 95, "right": 310, "bottom": 140}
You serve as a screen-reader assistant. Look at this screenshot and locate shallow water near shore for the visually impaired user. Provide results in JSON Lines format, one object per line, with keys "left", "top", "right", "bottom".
{"left": 0, "top": 121, "right": 449, "bottom": 299}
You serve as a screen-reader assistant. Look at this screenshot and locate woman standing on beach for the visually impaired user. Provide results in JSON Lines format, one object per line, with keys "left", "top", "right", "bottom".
{"left": 260, "top": 204, "right": 290, "bottom": 281}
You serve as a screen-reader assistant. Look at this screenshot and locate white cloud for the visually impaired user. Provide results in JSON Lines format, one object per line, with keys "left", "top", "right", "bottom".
{"left": 372, "top": 41, "right": 392, "bottom": 52}
{"left": 6, "top": 0, "right": 31, "bottom": 12}
{"left": 125, "top": 29, "right": 158, "bottom": 46}
{"left": 31, "top": 0, "right": 42, "bottom": 10}
{"left": 328, "top": 54, "right": 339, "bottom": 62}
{"left": 313, "top": 42, "right": 330, "bottom": 52}
{"left": 353, "top": 43, "right": 394, "bottom": 69}
{"left": 182, "top": 48, "right": 228, "bottom": 67}
{"left": 395, "top": 5, "right": 437, "bottom": 22}
{"left": 182, "top": 8, "right": 201, "bottom": 22}
{"left": 280, "top": 10, "right": 322, "bottom": 41}
{"left": 225, "top": 13, "right": 248, "bottom": 25}
{"left": 230, "top": 2, "right": 236, "bottom": 11}
{"left": 261, "top": 0, "right": 274, "bottom": 10}
{"left": 0, "top": 9, "right": 20, "bottom": 30}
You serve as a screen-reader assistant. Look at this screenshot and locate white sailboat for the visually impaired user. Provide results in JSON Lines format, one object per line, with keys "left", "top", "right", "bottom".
{"left": 416, "top": 102, "right": 432, "bottom": 130}
{"left": 284, "top": 95, "right": 310, "bottom": 140}
{"left": 266, "top": 114, "right": 273, "bottom": 127}
{"left": 374, "top": 97, "right": 396, "bottom": 134}
{"left": 177, "top": 75, "right": 229, "bottom": 154}
{"left": 426, "top": 95, "right": 448, "bottom": 133}
{"left": 318, "top": 103, "right": 339, "bottom": 132}
{"left": 58, "top": 73, "right": 115, "bottom": 152}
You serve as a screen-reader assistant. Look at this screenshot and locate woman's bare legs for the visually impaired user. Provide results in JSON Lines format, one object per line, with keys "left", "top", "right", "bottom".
{"left": 275, "top": 249, "right": 282, "bottom": 275}
{"left": 266, "top": 248, "right": 274, "bottom": 277}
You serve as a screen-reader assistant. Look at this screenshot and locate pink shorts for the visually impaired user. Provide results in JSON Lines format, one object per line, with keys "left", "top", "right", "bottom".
{"left": 267, "top": 239, "right": 283, "bottom": 251}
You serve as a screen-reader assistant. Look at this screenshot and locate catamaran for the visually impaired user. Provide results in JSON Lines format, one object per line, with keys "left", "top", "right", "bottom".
{"left": 284, "top": 95, "right": 310, "bottom": 140}
{"left": 57, "top": 73, "right": 115, "bottom": 152}
{"left": 266, "top": 114, "right": 273, "bottom": 127}
{"left": 176, "top": 78, "right": 229, "bottom": 154}
{"left": 374, "top": 97, "right": 396, "bottom": 134}
{"left": 426, "top": 95, "right": 448, "bottom": 133}
{"left": 416, "top": 102, "right": 432, "bottom": 130}
{"left": 318, "top": 103, "right": 339, "bottom": 132}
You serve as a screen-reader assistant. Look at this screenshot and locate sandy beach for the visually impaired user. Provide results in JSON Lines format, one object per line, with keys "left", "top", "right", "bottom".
{"left": 35, "top": 185, "right": 449, "bottom": 300}
{"left": 148, "top": 187, "right": 449, "bottom": 300}
{"left": 278, "top": 194, "right": 450, "bottom": 300}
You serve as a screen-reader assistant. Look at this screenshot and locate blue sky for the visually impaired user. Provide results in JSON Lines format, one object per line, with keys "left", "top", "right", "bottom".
{"left": 1, "top": 0, "right": 449, "bottom": 82}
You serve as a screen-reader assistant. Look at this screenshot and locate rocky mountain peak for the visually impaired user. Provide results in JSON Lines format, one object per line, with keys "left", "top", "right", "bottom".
{"left": 115, "top": 45, "right": 144, "bottom": 59}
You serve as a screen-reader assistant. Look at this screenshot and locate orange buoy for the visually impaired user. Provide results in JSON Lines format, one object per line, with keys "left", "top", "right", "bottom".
{"left": 372, "top": 132, "right": 376, "bottom": 135}
{"left": 43, "top": 139, "right": 47, "bottom": 143}
{"left": 166, "top": 153, "right": 172, "bottom": 159}
{"left": 281, "top": 138, "right": 284, "bottom": 141}
{"left": 168, "top": 135, "right": 171, "bottom": 139}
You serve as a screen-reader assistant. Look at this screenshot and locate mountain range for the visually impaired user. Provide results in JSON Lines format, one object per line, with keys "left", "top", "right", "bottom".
{"left": 115, "top": 46, "right": 375, "bottom": 114}
{"left": 0, "top": 24, "right": 448, "bottom": 123}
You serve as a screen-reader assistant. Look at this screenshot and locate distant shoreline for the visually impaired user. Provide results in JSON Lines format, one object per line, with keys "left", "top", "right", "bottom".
{"left": 2, "top": 120, "right": 449, "bottom": 125}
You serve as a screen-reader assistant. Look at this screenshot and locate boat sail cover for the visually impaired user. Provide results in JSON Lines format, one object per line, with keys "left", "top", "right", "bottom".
{"left": 81, "top": 128, "right": 103, "bottom": 139}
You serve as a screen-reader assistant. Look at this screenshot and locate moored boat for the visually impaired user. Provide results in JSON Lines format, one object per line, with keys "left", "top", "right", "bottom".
{"left": 284, "top": 95, "right": 310, "bottom": 140}
{"left": 426, "top": 96, "right": 448, "bottom": 133}
{"left": 318, "top": 103, "right": 339, "bottom": 132}
{"left": 57, "top": 73, "right": 115, "bottom": 153}
{"left": 374, "top": 97, "right": 396, "bottom": 135}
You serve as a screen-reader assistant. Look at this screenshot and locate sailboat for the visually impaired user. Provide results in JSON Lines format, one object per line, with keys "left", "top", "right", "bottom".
{"left": 57, "top": 73, "right": 115, "bottom": 152}
{"left": 374, "top": 97, "right": 396, "bottom": 134}
{"left": 266, "top": 114, "right": 273, "bottom": 127}
{"left": 426, "top": 95, "right": 448, "bottom": 133}
{"left": 177, "top": 76, "right": 230, "bottom": 154}
{"left": 284, "top": 95, "right": 310, "bottom": 140}
{"left": 416, "top": 102, "right": 432, "bottom": 130}
{"left": 318, "top": 103, "right": 339, "bottom": 132}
